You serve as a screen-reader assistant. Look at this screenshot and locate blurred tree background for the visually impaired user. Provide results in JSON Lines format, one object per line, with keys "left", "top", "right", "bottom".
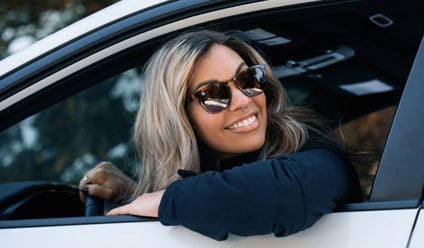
{"left": 0, "top": 0, "right": 117, "bottom": 58}
{"left": 0, "top": 0, "right": 142, "bottom": 186}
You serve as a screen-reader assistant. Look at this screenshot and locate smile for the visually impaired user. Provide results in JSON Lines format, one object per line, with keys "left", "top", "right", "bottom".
{"left": 226, "top": 115, "right": 257, "bottom": 130}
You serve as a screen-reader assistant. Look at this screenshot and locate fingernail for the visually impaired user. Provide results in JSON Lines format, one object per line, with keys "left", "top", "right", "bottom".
{"left": 80, "top": 186, "right": 89, "bottom": 195}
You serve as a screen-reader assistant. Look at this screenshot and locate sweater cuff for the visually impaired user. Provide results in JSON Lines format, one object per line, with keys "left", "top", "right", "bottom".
{"left": 158, "top": 180, "right": 179, "bottom": 225}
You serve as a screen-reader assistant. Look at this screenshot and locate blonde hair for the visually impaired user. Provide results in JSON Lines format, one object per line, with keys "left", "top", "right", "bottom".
{"left": 131, "top": 30, "right": 328, "bottom": 198}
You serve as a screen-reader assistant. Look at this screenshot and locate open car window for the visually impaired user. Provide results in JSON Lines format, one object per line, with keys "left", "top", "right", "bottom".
{"left": 0, "top": 68, "right": 142, "bottom": 185}
{"left": 0, "top": 63, "right": 395, "bottom": 203}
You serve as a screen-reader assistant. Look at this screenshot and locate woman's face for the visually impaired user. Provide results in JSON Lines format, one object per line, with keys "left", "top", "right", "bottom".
{"left": 186, "top": 44, "right": 267, "bottom": 158}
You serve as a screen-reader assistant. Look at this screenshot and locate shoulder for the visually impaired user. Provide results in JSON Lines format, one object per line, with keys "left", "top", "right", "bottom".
{"left": 268, "top": 148, "right": 357, "bottom": 189}
{"left": 266, "top": 147, "right": 347, "bottom": 170}
{"left": 287, "top": 148, "right": 345, "bottom": 165}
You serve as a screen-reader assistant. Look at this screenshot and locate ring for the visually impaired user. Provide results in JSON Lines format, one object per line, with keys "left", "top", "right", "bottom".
{"left": 83, "top": 175, "right": 90, "bottom": 184}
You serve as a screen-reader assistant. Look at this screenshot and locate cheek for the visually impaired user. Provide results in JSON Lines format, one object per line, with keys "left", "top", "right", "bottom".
{"left": 187, "top": 106, "right": 224, "bottom": 144}
{"left": 254, "top": 93, "right": 267, "bottom": 111}
{"left": 187, "top": 93, "right": 268, "bottom": 155}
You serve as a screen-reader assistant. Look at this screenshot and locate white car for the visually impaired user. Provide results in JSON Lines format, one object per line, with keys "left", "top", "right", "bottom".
{"left": 1, "top": 0, "right": 423, "bottom": 247}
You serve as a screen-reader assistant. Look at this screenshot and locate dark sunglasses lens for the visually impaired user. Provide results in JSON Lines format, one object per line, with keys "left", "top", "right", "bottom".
{"left": 196, "top": 83, "right": 230, "bottom": 113}
{"left": 236, "top": 66, "right": 265, "bottom": 97}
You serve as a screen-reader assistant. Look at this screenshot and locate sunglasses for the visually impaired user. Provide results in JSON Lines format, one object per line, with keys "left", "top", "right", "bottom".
{"left": 186, "top": 64, "right": 266, "bottom": 113}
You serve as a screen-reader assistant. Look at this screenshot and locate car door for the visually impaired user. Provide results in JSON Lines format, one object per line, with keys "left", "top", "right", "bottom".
{"left": 410, "top": 209, "right": 424, "bottom": 248}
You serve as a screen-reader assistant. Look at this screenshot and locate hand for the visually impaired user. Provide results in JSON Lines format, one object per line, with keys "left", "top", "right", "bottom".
{"left": 79, "top": 161, "right": 135, "bottom": 203}
{"left": 107, "top": 190, "right": 165, "bottom": 217}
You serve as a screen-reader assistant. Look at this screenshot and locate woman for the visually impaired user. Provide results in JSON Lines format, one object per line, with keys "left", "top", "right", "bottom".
{"left": 80, "top": 30, "right": 362, "bottom": 240}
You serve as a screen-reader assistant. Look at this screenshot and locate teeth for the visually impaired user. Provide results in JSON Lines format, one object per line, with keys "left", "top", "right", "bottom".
{"left": 227, "top": 115, "right": 256, "bottom": 129}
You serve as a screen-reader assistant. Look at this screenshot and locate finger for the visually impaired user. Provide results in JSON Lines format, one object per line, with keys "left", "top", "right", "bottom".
{"left": 78, "top": 162, "right": 111, "bottom": 186}
{"left": 83, "top": 163, "right": 113, "bottom": 185}
{"left": 96, "top": 161, "right": 114, "bottom": 170}
{"left": 107, "top": 205, "right": 130, "bottom": 216}
{"left": 79, "top": 188, "right": 88, "bottom": 203}
{"left": 79, "top": 175, "right": 89, "bottom": 188}
{"left": 85, "top": 184, "right": 115, "bottom": 201}
{"left": 79, "top": 171, "right": 95, "bottom": 188}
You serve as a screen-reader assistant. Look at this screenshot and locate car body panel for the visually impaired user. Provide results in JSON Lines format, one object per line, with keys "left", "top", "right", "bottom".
{"left": 409, "top": 208, "right": 424, "bottom": 248}
{"left": 0, "top": 208, "right": 419, "bottom": 248}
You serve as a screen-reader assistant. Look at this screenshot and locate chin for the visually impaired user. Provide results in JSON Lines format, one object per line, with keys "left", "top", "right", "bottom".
{"left": 231, "top": 139, "right": 265, "bottom": 154}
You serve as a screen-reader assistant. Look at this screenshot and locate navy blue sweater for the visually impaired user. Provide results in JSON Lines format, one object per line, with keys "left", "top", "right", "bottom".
{"left": 158, "top": 148, "right": 361, "bottom": 240}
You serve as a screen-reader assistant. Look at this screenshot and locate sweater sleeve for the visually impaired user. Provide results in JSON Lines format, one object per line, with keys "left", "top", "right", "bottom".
{"left": 158, "top": 148, "right": 361, "bottom": 240}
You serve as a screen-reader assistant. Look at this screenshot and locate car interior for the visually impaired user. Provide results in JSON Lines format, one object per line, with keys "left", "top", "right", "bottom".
{"left": 0, "top": 0, "right": 423, "bottom": 222}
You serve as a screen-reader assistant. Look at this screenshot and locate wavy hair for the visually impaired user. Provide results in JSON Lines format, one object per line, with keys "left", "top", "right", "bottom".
{"left": 131, "top": 30, "right": 335, "bottom": 198}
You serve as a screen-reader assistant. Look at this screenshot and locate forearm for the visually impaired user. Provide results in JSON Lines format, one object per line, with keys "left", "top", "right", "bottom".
{"left": 158, "top": 149, "right": 360, "bottom": 240}
{"left": 159, "top": 161, "right": 305, "bottom": 240}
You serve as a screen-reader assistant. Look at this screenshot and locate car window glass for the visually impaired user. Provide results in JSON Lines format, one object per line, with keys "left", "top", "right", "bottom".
{"left": 337, "top": 106, "right": 396, "bottom": 199}
{"left": 0, "top": 68, "right": 142, "bottom": 184}
{"left": 1, "top": 65, "right": 396, "bottom": 203}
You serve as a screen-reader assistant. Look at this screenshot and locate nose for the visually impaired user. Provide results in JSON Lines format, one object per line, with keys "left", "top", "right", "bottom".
{"left": 228, "top": 82, "right": 251, "bottom": 112}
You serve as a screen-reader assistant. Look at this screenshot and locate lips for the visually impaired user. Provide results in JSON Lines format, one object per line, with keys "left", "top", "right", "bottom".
{"left": 226, "top": 115, "right": 257, "bottom": 130}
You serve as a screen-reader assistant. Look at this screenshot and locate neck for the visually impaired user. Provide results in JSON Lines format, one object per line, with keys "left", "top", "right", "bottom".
{"left": 198, "top": 142, "right": 261, "bottom": 172}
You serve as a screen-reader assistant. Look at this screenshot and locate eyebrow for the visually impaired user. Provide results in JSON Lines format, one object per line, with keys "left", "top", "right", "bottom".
{"left": 194, "top": 62, "right": 247, "bottom": 90}
{"left": 235, "top": 62, "right": 247, "bottom": 75}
